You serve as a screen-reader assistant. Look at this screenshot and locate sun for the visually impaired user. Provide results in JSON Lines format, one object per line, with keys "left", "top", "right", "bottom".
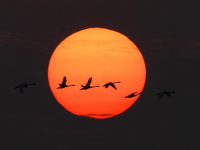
{"left": 48, "top": 27, "right": 146, "bottom": 119}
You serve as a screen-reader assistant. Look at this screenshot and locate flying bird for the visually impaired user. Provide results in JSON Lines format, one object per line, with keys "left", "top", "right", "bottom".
{"left": 157, "top": 91, "right": 175, "bottom": 100}
{"left": 125, "top": 92, "right": 142, "bottom": 98}
{"left": 57, "top": 76, "right": 75, "bottom": 89}
{"left": 80, "top": 77, "right": 99, "bottom": 90}
{"left": 103, "top": 81, "right": 121, "bottom": 90}
{"left": 14, "top": 83, "right": 36, "bottom": 94}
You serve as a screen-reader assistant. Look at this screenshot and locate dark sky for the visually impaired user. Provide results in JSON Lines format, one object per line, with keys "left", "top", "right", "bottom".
{"left": 1, "top": 0, "right": 200, "bottom": 149}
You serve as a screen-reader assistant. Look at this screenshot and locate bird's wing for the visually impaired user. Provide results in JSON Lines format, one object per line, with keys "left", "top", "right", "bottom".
{"left": 19, "top": 86, "right": 24, "bottom": 94}
{"left": 85, "top": 77, "right": 92, "bottom": 86}
{"left": 125, "top": 93, "right": 134, "bottom": 98}
{"left": 130, "top": 93, "right": 135, "bottom": 97}
{"left": 62, "top": 76, "right": 66, "bottom": 85}
{"left": 165, "top": 92, "right": 171, "bottom": 97}
{"left": 125, "top": 94, "right": 130, "bottom": 98}
{"left": 110, "top": 84, "right": 117, "bottom": 89}
{"left": 158, "top": 92, "right": 164, "bottom": 100}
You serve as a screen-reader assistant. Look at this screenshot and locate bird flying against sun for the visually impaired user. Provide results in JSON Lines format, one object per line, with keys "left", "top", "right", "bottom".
{"left": 48, "top": 27, "right": 146, "bottom": 119}
{"left": 125, "top": 92, "right": 142, "bottom": 98}
{"left": 57, "top": 76, "right": 75, "bottom": 89}
{"left": 80, "top": 77, "right": 99, "bottom": 90}
{"left": 103, "top": 81, "right": 121, "bottom": 90}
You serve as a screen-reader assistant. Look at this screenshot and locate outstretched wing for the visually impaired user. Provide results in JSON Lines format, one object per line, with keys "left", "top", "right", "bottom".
{"left": 110, "top": 84, "right": 117, "bottom": 90}
{"left": 85, "top": 77, "right": 92, "bottom": 87}
{"left": 165, "top": 92, "right": 171, "bottom": 97}
{"left": 19, "top": 85, "right": 24, "bottom": 94}
{"left": 125, "top": 93, "right": 134, "bottom": 98}
{"left": 62, "top": 76, "right": 67, "bottom": 85}
{"left": 158, "top": 92, "right": 164, "bottom": 100}
{"left": 14, "top": 84, "right": 24, "bottom": 94}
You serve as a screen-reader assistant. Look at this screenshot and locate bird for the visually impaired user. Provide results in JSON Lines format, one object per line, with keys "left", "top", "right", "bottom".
{"left": 157, "top": 91, "right": 175, "bottom": 100}
{"left": 14, "top": 83, "right": 36, "bottom": 94}
{"left": 125, "top": 92, "right": 142, "bottom": 98}
{"left": 103, "top": 81, "right": 121, "bottom": 90}
{"left": 80, "top": 77, "right": 99, "bottom": 90}
{"left": 56, "top": 76, "right": 75, "bottom": 89}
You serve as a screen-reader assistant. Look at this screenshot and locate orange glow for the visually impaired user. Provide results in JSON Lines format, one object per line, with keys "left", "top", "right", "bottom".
{"left": 48, "top": 27, "right": 146, "bottom": 119}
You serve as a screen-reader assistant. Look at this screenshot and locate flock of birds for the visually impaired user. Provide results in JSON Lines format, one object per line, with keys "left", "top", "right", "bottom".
{"left": 56, "top": 76, "right": 121, "bottom": 90}
{"left": 14, "top": 76, "right": 176, "bottom": 100}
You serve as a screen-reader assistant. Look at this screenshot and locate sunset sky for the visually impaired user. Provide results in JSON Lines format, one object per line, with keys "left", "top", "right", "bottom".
{"left": 1, "top": 0, "right": 200, "bottom": 149}
{"left": 48, "top": 28, "right": 146, "bottom": 118}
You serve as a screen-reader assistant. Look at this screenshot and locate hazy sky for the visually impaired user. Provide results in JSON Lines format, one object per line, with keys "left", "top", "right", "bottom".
{"left": 1, "top": 0, "right": 200, "bottom": 149}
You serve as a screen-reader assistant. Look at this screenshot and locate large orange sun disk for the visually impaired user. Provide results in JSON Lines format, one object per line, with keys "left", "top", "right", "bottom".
{"left": 48, "top": 27, "right": 146, "bottom": 119}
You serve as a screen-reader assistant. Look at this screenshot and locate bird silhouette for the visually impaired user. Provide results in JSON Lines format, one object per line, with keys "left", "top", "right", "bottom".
{"left": 14, "top": 83, "right": 36, "bottom": 94}
{"left": 103, "top": 81, "right": 121, "bottom": 90}
{"left": 56, "top": 76, "right": 75, "bottom": 89}
{"left": 157, "top": 91, "right": 175, "bottom": 100}
{"left": 125, "top": 92, "right": 142, "bottom": 98}
{"left": 80, "top": 77, "right": 99, "bottom": 90}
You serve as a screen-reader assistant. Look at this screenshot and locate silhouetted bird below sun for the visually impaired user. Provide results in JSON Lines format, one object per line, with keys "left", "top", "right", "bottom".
{"left": 80, "top": 77, "right": 99, "bottom": 90}
{"left": 14, "top": 83, "right": 36, "bottom": 94}
{"left": 157, "top": 91, "right": 175, "bottom": 100}
{"left": 57, "top": 76, "right": 75, "bottom": 89}
{"left": 103, "top": 81, "right": 121, "bottom": 90}
{"left": 125, "top": 92, "right": 142, "bottom": 98}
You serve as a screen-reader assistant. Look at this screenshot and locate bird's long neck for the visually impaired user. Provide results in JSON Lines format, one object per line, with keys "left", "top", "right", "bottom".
{"left": 114, "top": 81, "right": 120, "bottom": 84}
{"left": 68, "top": 84, "right": 75, "bottom": 86}
{"left": 91, "top": 86, "right": 99, "bottom": 88}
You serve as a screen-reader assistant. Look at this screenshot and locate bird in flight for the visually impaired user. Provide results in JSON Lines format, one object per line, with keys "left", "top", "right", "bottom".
{"left": 56, "top": 76, "right": 75, "bottom": 89}
{"left": 80, "top": 77, "right": 99, "bottom": 90}
{"left": 14, "top": 83, "right": 36, "bottom": 94}
{"left": 103, "top": 81, "right": 121, "bottom": 90}
{"left": 125, "top": 92, "right": 142, "bottom": 98}
{"left": 157, "top": 91, "right": 175, "bottom": 100}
